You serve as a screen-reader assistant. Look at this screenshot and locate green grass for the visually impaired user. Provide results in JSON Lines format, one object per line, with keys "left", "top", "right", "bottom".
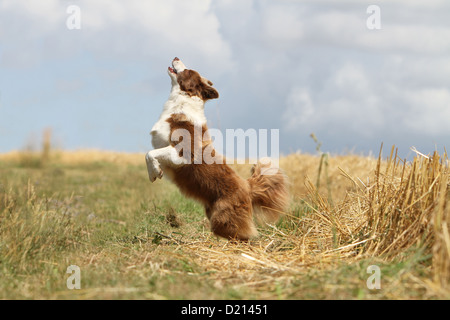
{"left": 0, "top": 152, "right": 447, "bottom": 299}
{"left": 0, "top": 156, "right": 234, "bottom": 299}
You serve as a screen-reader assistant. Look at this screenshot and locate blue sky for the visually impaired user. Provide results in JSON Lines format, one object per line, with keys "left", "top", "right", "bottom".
{"left": 1, "top": 0, "right": 449, "bottom": 158}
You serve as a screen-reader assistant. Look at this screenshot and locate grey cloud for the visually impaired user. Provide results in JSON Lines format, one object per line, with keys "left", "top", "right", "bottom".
{"left": 1, "top": 0, "right": 449, "bottom": 157}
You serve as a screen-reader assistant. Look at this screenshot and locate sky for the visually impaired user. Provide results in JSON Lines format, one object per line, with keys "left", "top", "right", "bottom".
{"left": 0, "top": 0, "right": 449, "bottom": 159}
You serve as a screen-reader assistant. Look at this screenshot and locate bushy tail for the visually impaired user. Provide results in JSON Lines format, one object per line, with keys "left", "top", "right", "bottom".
{"left": 247, "top": 161, "right": 290, "bottom": 224}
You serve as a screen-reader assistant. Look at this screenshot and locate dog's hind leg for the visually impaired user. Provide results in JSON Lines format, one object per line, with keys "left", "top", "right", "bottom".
{"left": 208, "top": 200, "right": 257, "bottom": 240}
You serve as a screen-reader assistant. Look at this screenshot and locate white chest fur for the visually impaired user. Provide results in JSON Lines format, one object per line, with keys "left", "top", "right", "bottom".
{"left": 150, "top": 93, "right": 207, "bottom": 149}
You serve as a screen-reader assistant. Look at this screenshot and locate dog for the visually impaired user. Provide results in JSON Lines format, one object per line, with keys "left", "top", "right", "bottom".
{"left": 145, "top": 57, "right": 289, "bottom": 240}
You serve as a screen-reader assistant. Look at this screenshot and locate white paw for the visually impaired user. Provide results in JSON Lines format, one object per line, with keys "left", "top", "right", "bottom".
{"left": 146, "top": 155, "right": 163, "bottom": 182}
{"left": 148, "top": 161, "right": 163, "bottom": 182}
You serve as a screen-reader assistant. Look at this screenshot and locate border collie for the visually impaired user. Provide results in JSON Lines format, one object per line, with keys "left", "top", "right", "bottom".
{"left": 145, "top": 57, "right": 289, "bottom": 240}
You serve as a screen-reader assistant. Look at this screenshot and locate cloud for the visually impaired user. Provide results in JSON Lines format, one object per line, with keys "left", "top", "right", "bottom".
{"left": 1, "top": 0, "right": 449, "bottom": 155}
{"left": 245, "top": 1, "right": 450, "bottom": 153}
{"left": 0, "top": 0, "right": 233, "bottom": 73}
{"left": 283, "top": 87, "right": 314, "bottom": 130}
{"left": 358, "top": 25, "right": 450, "bottom": 55}
{"left": 282, "top": 63, "right": 382, "bottom": 135}
{"left": 403, "top": 88, "right": 450, "bottom": 135}
{"left": 260, "top": 4, "right": 305, "bottom": 48}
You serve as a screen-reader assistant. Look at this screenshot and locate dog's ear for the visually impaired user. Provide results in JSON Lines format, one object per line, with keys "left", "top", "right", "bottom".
{"left": 201, "top": 85, "right": 219, "bottom": 101}
{"left": 177, "top": 69, "right": 219, "bottom": 101}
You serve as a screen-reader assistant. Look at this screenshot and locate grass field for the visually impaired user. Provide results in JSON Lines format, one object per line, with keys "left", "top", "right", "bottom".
{"left": 0, "top": 146, "right": 449, "bottom": 299}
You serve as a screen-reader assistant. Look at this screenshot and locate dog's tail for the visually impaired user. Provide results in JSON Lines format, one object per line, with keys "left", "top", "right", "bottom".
{"left": 247, "top": 161, "right": 290, "bottom": 224}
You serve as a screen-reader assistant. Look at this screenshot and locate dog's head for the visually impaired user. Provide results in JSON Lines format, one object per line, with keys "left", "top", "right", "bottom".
{"left": 168, "top": 57, "right": 219, "bottom": 102}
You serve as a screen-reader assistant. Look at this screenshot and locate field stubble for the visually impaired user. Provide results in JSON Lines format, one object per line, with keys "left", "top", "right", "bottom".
{"left": 0, "top": 146, "right": 448, "bottom": 299}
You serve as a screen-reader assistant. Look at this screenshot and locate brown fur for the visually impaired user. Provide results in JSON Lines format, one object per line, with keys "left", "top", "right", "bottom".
{"left": 176, "top": 69, "right": 219, "bottom": 101}
{"left": 248, "top": 162, "right": 290, "bottom": 224}
{"left": 166, "top": 112, "right": 289, "bottom": 240}
{"left": 160, "top": 64, "right": 289, "bottom": 240}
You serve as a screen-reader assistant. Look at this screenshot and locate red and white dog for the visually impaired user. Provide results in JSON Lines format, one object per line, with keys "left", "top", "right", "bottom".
{"left": 146, "top": 57, "right": 289, "bottom": 240}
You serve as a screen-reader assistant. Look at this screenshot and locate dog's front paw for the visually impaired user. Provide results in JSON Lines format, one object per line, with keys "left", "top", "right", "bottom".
{"left": 146, "top": 154, "right": 163, "bottom": 182}
{"left": 148, "top": 164, "right": 163, "bottom": 182}
{"left": 148, "top": 160, "right": 163, "bottom": 182}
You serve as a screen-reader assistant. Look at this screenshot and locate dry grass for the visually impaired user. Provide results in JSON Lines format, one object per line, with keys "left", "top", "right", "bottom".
{"left": 0, "top": 145, "right": 449, "bottom": 299}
